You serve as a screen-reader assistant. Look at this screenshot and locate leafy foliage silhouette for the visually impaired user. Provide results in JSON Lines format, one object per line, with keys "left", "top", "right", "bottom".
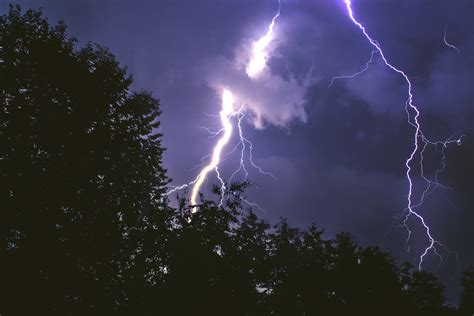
{"left": 460, "top": 266, "right": 474, "bottom": 315}
{"left": 1, "top": 5, "right": 171, "bottom": 313}
{"left": 0, "top": 6, "right": 469, "bottom": 315}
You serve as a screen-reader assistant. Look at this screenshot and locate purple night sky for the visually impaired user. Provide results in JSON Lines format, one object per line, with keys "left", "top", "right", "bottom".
{"left": 3, "top": 0, "right": 473, "bottom": 303}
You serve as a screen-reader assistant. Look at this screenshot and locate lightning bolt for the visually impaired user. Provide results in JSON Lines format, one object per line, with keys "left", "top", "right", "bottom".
{"left": 342, "top": 0, "right": 462, "bottom": 269}
{"left": 168, "top": 1, "right": 280, "bottom": 212}
{"left": 443, "top": 25, "right": 460, "bottom": 53}
{"left": 329, "top": 50, "right": 378, "bottom": 87}
{"left": 189, "top": 89, "right": 236, "bottom": 210}
{"left": 246, "top": 0, "right": 281, "bottom": 78}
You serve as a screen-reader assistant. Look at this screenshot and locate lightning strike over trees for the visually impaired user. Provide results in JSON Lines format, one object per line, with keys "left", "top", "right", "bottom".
{"left": 190, "top": 89, "right": 236, "bottom": 209}
{"left": 2, "top": 2, "right": 473, "bottom": 313}
{"left": 341, "top": 0, "right": 463, "bottom": 269}
{"left": 169, "top": 0, "right": 281, "bottom": 210}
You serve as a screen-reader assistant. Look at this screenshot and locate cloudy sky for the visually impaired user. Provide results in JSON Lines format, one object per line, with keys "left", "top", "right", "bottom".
{"left": 3, "top": 0, "right": 473, "bottom": 303}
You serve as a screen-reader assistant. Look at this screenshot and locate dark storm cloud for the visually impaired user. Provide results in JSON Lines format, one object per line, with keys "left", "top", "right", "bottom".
{"left": 3, "top": 0, "right": 473, "bottom": 303}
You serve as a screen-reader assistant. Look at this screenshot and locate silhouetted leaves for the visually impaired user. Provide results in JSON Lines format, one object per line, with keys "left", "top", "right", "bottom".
{"left": 1, "top": 5, "right": 170, "bottom": 314}
{"left": 460, "top": 266, "right": 474, "bottom": 315}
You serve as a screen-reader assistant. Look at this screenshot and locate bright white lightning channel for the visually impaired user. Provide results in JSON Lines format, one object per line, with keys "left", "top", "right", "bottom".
{"left": 246, "top": 0, "right": 281, "bottom": 78}
{"left": 168, "top": 1, "right": 280, "bottom": 212}
{"left": 189, "top": 89, "right": 236, "bottom": 210}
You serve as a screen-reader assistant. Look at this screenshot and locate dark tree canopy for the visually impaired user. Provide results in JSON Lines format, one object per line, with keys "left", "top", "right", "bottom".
{"left": 1, "top": 5, "right": 170, "bottom": 313}
{"left": 0, "top": 6, "right": 468, "bottom": 316}
{"left": 460, "top": 267, "right": 474, "bottom": 315}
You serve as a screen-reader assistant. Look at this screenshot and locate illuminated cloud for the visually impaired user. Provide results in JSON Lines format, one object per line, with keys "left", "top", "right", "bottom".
{"left": 206, "top": 53, "right": 308, "bottom": 129}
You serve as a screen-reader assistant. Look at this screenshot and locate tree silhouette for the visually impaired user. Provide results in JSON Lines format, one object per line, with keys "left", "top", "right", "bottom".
{"left": 1, "top": 6, "right": 170, "bottom": 313}
{"left": 460, "top": 266, "right": 474, "bottom": 315}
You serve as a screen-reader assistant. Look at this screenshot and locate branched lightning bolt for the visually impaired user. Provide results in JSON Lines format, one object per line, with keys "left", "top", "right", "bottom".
{"left": 167, "top": 94, "right": 275, "bottom": 211}
{"left": 166, "top": 89, "right": 236, "bottom": 211}
{"left": 200, "top": 126, "right": 225, "bottom": 139}
{"left": 443, "top": 25, "right": 460, "bottom": 53}
{"left": 240, "top": 196, "right": 266, "bottom": 213}
{"left": 342, "top": 0, "right": 462, "bottom": 269}
{"left": 167, "top": 1, "right": 280, "bottom": 212}
{"left": 329, "top": 50, "right": 378, "bottom": 86}
{"left": 188, "top": 89, "right": 236, "bottom": 210}
{"left": 226, "top": 112, "right": 251, "bottom": 186}
{"left": 229, "top": 112, "right": 276, "bottom": 184}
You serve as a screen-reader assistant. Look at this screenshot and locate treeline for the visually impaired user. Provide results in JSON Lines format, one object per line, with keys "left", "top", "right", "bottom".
{"left": 1, "top": 6, "right": 472, "bottom": 315}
